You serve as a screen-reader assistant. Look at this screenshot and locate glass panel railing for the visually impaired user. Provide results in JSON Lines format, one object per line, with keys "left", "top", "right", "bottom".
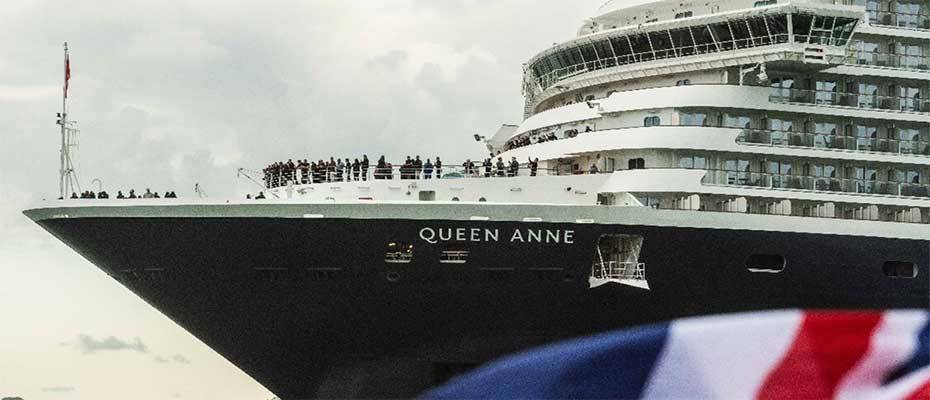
{"left": 869, "top": 11, "right": 930, "bottom": 30}
{"left": 769, "top": 87, "right": 930, "bottom": 113}
{"left": 846, "top": 50, "right": 930, "bottom": 70}
{"left": 700, "top": 168, "right": 930, "bottom": 198}
{"left": 736, "top": 129, "right": 930, "bottom": 155}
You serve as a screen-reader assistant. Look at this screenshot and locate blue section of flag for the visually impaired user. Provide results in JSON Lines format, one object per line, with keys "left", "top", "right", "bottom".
{"left": 884, "top": 317, "right": 930, "bottom": 385}
{"left": 422, "top": 323, "right": 670, "bottom": 400}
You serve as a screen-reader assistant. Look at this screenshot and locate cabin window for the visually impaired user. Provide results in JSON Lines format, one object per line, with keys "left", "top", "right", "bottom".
{"left": 676, "top": 79, "right": 692, "bottom": 86}
{"left": 747, "top": 254, "right": 785, "bottom": 273}
{"left": 675, "top": 11, "right": 693, "bottom": 19}
{"left": 628, "top": 158, "right": 645, "bottom": 170}
{"left": 644, "top": 116, "right": 661, "bottom": 127}
{"left": 883, "top": 261, "right": 917, "bottom": 278}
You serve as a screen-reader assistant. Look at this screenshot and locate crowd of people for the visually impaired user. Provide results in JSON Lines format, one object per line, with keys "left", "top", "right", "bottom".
{"left": 262, "top": 154, "right": 542, "bottom": 189}
{"left": 69, "top": 188, "right": 177, "bottom": 200}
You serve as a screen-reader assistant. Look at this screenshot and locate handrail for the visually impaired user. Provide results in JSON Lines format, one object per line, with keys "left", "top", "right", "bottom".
{"left": 769, "top": 87, "right": 930, "bottom": 113}
{"left": 699, "top": 168, "right": 930, "bottom": 198}
{"left": 263, "top": 163, "right": 552, "bottom": 189}
{"left": 846, "top": 49, "right": 930, "bottom": 71}
{"left": 505, "top": 124, "right": 930, "bottom": 158}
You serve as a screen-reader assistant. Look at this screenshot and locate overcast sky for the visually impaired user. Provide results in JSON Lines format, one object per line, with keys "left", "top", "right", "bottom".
{"left": 0, "top": 1, "right": 604, "bottom": 399}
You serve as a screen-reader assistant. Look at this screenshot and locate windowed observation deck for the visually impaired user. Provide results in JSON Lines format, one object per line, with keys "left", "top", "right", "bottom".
{"left": 523, "top": 7, "right": 860, "bottom": 116}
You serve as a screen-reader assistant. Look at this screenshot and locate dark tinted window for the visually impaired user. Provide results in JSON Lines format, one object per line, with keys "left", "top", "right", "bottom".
{"left": 883, "top": 261, "right": 918, "bottom": 278}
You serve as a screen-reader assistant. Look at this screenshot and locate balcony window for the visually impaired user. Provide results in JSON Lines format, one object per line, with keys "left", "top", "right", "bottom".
{"left": 852, "top": 166, "right": 878, "bottom": 194}
{"left": 768, "top": 161, "right": 794, "bottom": 188}
{"left": 678, "top": 155, "right": 707, "bottom": 169}
{"left": 770, "top": 78, "right": 795, "bottom": 101}
{"left": 899, "top": 86, "right": 922, "bottom": 111}
{"left": 814, "top": 123, "right": 839, "bottom": 148}
{"left": 856, "top": 126, "right": 879, "bottom": 151}
{"left": 897, "top": 43, "right": 925, "bottom": 69}
{"left": 899, "top": 127, "right": 924, "bottom": 154}
{"left": 724, "top": 114, "right": 752, "bottom": 129}
{"left": 896, "top": 1, "right": 924, "bottom": 29}
{"left": 858, "top": 83, "right": 879, "bottom": 108}
{"left": 813, "top": 164, "right": 838, "bottom": 191}
{"left": 768, "top": 118, "right": 793, "bottom": 145}
{"left": 725, "top": 159, "right": 751, "bottom": 185}
{"left": 680, "top": 112, "right": 707, "bottom": 126}
{"left": 815, "top": 81, "right": 838, "bottom": 105}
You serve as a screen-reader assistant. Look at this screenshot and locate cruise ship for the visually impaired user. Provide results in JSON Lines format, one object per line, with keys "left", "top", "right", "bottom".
{"left": 25, "top": 0, "right": 929, "bottom": 398}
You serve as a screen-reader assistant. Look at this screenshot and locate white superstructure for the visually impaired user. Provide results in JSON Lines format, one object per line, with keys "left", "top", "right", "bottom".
{"left": 265, "top": 0, "right": 930, "bottom": 228}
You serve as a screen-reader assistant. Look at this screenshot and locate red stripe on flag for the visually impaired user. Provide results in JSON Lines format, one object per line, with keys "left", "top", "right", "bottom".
{"left": 905, "top": 378, "right": 930, "bottom": 400}
{"left": 756, "top": 311, "right": 884, "bottom": 400}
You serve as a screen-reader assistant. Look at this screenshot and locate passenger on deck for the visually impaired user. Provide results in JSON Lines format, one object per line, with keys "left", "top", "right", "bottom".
{"left": 362, "top": 155, "right": 370, "bottom": 181}
{"left": 424, "top": 158, "right": 433, "bottom": 179}
{"left": 256, "top": 192, "right": 266, "bottom": 199}
{"left": 98, "top": 191, "right": 109, "bottom": 199}
{"left": 435, "top": 157, "right": 443, "bottom": 179}
{"left": 509, "top": 157, "right": 519, "bottom": 177}
{"left": 483, "top": 158, "right": 492, "bottom": 178}
{"left": 589, "top": 164, "right": 600, "bottom": 174}
{"left": 143, "top": 189, "right": 154, "bottom": 199}
{"left": 129, "top": 189, "right": 137, "bottom": 199}
{"left": 495, "top": 157, "right": 505, "bottom": 177}
{"left": 352, "top": 159, "right": 361, "bottom": 181}
{"left": 117, "top": 191, "right": 125, "bottom": 199}
{"left": 529, "top": 157, "right": 539, "bottom": 176}
{"left": 414, "top": 156, "right": 423, "bottom": 179}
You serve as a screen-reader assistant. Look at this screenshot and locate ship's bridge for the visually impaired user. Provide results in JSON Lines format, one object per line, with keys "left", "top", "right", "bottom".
{"left": 523, "top": 1, "right": 864, "bottom": 117}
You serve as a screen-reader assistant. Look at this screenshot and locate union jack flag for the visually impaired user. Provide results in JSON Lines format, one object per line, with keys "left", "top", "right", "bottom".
{"left": 425, "top": 310, "right": 929, "bottom": 399}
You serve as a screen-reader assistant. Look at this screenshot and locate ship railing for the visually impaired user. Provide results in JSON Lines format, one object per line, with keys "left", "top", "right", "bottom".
{"left": 736, "top": 128, "right": 930, "bottom": 156}
{"left": 699, "top": 168, "right": 930, "bottom": 198}
{"left": 263, "top": 164, "right": 557, "bottom": 189}
{"left": 590, "top": 261, "right": 649, "bottom": 290}
{"left": 845, "top": 49, "right": 930, "bottom": 71}
{"left": 769, "top": 87, "right": 930, "bottom": 113}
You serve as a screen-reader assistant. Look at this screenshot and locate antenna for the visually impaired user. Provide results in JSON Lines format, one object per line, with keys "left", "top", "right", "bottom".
{"left": 58, "top": 42, "right": 81, "bottom": 199}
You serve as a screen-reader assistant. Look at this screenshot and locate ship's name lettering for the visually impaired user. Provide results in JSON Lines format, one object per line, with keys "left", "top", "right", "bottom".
{"left": 418, "top": 227, "right": 574, "bottom": 245}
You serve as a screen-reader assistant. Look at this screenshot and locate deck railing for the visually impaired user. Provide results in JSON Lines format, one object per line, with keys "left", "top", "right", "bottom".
{"left": 769, "top": 87, "right": 930, "bottom": 113}
{"left": 701, "top": 168, "right": 930, "bottom": 198}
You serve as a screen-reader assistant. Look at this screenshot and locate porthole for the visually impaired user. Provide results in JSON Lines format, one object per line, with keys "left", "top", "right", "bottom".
{"left": 883, "top": 261, "right": 917, "bottom": 279}
{"left": 747, "top": 254, "right": 785, "bottom": 273}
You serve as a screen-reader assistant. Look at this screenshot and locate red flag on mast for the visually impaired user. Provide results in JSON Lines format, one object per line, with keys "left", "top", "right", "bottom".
{"left": 64, "top": 52, "right": 71, "bottom": 98}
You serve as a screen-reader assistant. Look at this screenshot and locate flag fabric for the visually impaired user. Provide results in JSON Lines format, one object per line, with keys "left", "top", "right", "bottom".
{"left": 64, "top": 52, "right": 71, "bottom": 98}
{"left": 424, "top": 310, "right": 930, "bottom": 400}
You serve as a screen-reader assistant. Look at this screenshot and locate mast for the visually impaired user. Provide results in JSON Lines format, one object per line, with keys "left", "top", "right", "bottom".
{"left": 58, "top": 42, "right": 79, "bottom": 199}
{"left": 59, "top": 43, "right": 67, "bottom": 199}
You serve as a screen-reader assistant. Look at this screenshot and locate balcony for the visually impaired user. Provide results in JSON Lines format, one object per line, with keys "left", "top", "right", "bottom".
{"left": 737, "top": 128, "right": 930, "bottom": 156}
{"left": 769, "top": 87, "right": 930, "bottom": 113}
{"left": 846, "top": 50, "right": 930, "bottom": 71}
{"left": 869, "top": 10, "right": 930, "bottom": 30}
{"left": 701, "top": 168, "right": 930, "bottom": 198}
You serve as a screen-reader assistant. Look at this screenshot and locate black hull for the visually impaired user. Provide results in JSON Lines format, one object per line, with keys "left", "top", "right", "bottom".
{"left": 34, "top": 216, "right": 928, "bottom": 399}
